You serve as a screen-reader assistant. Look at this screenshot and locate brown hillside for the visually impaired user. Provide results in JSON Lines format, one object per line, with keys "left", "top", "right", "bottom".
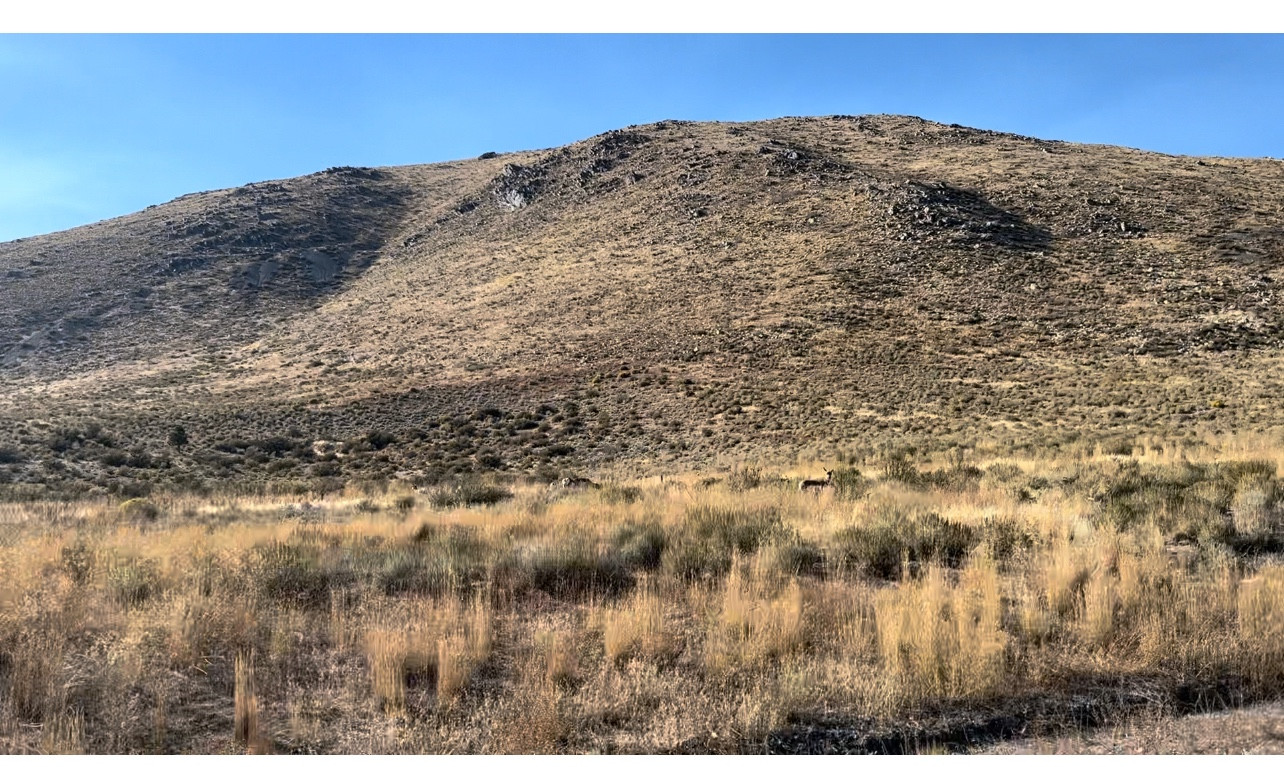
{"left": 4, "top": 114, "right": 1284, "bottom": 494}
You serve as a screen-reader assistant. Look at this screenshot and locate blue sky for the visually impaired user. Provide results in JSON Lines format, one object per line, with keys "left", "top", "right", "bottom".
{"left": 2, "top": 34, "right": 1283, "bottom": 243}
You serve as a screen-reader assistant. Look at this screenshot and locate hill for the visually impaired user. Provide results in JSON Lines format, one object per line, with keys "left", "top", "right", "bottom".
{"left": 4, "top": 114, "right": 1284, "bottom": 495}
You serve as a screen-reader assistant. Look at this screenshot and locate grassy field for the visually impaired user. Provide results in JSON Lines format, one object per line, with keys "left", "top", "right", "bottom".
{"left": 2, "top": 436, "right": 1283, "bottom": 753}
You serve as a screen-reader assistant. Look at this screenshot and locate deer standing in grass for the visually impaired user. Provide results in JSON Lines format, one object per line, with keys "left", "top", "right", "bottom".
{"left": 799, "top": 468, "right": 832, "bottom": 492}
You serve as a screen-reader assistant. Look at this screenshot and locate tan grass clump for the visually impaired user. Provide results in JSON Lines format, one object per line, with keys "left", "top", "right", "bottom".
{"left": 705, "top": 562, "right": 806, "bottom": 673}
{"left": 233, "top": 650, "right": 260, "bottom": 750}
{"left": 874, "top": 563, "right": 1008, "bottom": 702}
{"left": 601, "top": 586, "right": 669, "bottom": 665}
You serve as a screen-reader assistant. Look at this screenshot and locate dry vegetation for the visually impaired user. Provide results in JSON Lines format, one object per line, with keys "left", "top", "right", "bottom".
{"left": 5, "top": 114, "right": 1284, "bottom": 753}
{"left": 6, "top": 116, "right": 1284, "bottom": 493}
{"left": 3, "top": 436, "right": 1283, "bottom": 754}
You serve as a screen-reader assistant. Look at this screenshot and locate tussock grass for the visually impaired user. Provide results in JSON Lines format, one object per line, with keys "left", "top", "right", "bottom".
{"left": 1, "top": 444, "right": 1283, "bottom": 753}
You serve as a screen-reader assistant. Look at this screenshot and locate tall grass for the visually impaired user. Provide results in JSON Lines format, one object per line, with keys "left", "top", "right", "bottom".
{"left": 0, "top": 444, "right": 1282, "bottom": 753}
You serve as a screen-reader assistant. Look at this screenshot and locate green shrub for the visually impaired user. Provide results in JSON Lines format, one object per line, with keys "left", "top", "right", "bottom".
{"left": 381, "top": 525, "right": 492, "bottom": 596}
{"left": 830, "top": 467, "right": 869, "bottom": 499}
{"left": 979, "top": 516, "right": 1039, "bottom": 563}
{"left": 521, "top": 540, "right": 633, "bottom": 599}
{"left": 247, "top": 541, "right": 352, "bottom": 608}
{"left": 611, "top": 520, "right": 667, "bottom": 569}
{"left": 375, "top": 548, "right": 468, "bottom": 596}
{"left": 430, "top": 481, "right": 512, "bottom": 507}
{"left": 767, "top": 537, "right": 826, "bottom": 577}
{"left": 662, "top": 536, "right": 733, "bottom": 581}
{"left": 117, "top": 498, "right": 160, "bottom": 523}
{"left": 167, "top": 425, "right": 188, "bottom": 448}
{"left": 834, "top": 511, "right": 977, "bottom": 580}
{"left": 662, "top": 505, "right": 782, "bottom": 580}
{"left": 106, "top": 555, "right": 161, "bottom": 607}
{"left": 684, "top": 505, "right": 781, "bottom": 554}
{"left": 920, "top": 463, "right": 984, "bottom": 492}
{"left": 832, "top": 524, "right": 905, "bottom": 580}
{"left": 1089, "top": 459, "right": 1267, "bottom": 544}
{"left": 600, "top": 484, "right": 643, "bottom": 504}
{"left": 880, "top": 451, "right": 920, "bottom": 484}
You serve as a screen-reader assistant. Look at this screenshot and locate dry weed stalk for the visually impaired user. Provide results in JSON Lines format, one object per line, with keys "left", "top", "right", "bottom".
{"left": 233, "top": 650, "right": 262, "bottom": 751}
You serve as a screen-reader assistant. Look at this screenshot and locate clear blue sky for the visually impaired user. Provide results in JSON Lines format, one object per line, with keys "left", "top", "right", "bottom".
{"left": 2, "top": 34, "right": 1283, "bottom": 243}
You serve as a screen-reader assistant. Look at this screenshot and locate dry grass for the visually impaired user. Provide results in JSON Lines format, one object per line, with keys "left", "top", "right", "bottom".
{"left": 1, "top": 439, "right": 1283, "bottom": 753}
{"left": 233, "top": 651, "right": 263, "bottom": 752}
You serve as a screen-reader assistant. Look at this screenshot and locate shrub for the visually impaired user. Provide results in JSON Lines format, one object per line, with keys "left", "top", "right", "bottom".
{"left": 880, "top": 451, "right": 920, "bottom": 484}
{"left": 599, "top": 484, "right": 642, "bottom": 504}
{"left": 380, "top": 530, "right": 491, "bottom": 597}
{"left": 663, "top": 505, "right": 782, "bottom": 580}
{"left": 248, "top": 541, "right": 351, "bottom": 608}
{"left": 521, "top": 540, "right": 633, "bottom": 599}
{"left": 430, "top": 481, "right": 512, "bottom": 507}
{"left": 765, "top": 536, "right": 826, "bottom": 577}
{"left": 830, "top": 467, "right": 869, "bottom": 499}
{"left": 377, "top": 549, "right": 445, "bottom": 596}
{"left": 611, "top": 520, "right": 667, "bottom": 569}
{"left": 311, "top": 461, "right": 341, "bottom": 477}
{"left": 106, "top": 555, "right": 161, "bottom": 607}
{"left": 1230, "top": 476, "right": 1281, "bottom": 536}
{"left": 834, "top": 511, "right": 977, "bottom": 580}
{"left": 727, "top": 466, "right": 764, "bottom": 492}
{"left": 832, "top": 524, "right": 904, "bottom": 580}
{"left": 117, "top": 498, "right": 160, "bottom": 523}
{"left": 364, "top": 431, "right": 397, "bottom": 451}
{"left": 167, "top": 425, "right": 189, "bottom": 448}
{"left": 979, "top": 516, "right": 1039, "bottom": 563}
{"left": 1090, "top": 459, "right": 1264, "bottom": 543}
{"left": 394, "top": 495, "right": 417, "bottom": 513}
{"left": 60, "top": 539, "right": 96, "bottom": 584}
{"left": 99, "top": 449, "right": 128, "bottom": 467}
{"left": 380, "top": 526, "right": 492, "bottom": 596}
{"left": 920, "top": 463, "right": 983, "bottom": 492}
{"left": 684, "top": 505, "right": 781, "bottom": 555}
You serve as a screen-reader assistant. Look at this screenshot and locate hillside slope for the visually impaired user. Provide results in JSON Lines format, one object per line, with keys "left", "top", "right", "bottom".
{"left": 4, "top": 115, "right": 1284, "bottom": 493}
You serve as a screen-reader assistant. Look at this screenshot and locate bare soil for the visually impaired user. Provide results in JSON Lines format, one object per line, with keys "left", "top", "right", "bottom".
{"left": 982, "top": 700, "right": 1284, "bottom": 754}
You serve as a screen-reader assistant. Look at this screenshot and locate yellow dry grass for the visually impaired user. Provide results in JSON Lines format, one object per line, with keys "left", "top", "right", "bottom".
{"left": 0, "top": 437, "right": 1282, "bottom": 753}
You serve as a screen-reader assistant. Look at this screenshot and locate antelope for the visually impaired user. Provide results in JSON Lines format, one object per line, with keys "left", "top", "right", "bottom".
{"left": 560, "top": 476, "right": 600, "bottom": 490}
{"left": 799, "top": 468, "right": 833, "bottom": 492}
